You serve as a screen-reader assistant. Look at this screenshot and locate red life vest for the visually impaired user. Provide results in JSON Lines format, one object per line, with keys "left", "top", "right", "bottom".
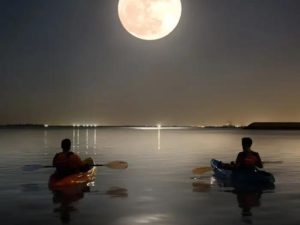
{"left": 243, "top": 154, "right": 259, "bottom": 167}
{"left": 53, "top": 152, "right": 83, "bottom": 174}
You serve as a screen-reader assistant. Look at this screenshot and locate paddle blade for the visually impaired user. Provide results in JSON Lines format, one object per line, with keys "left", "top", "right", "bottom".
{"left": 103, "top": 161, "right": 128, "bottom": 169}
{"left": 22, "top": 164, "right": 44, "bottom": 171}
{"left": 192, "top": 167, "right": 212, "bottom": 175}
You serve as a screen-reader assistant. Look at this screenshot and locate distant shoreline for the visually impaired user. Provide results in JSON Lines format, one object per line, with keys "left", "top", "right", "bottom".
{"left": 0, "top": 124, "right": 239, "bottom": 129}
{"left": 0, "top": 122, "right": 300, "bottom": 130}
{"left": 245, "top": 122, "right": 300, "bottom": 130}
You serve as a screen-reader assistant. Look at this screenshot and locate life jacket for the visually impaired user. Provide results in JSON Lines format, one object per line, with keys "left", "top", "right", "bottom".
{"left": 53, "top": 152, "right": 83, "bottom": 175}
{"left": 242, "top": 154, "right": 259, "bottom": 168}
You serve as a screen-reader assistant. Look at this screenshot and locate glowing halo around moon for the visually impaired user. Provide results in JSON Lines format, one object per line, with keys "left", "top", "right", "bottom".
{"left": 118, "top": 0, "right": 182, "bottom": 40}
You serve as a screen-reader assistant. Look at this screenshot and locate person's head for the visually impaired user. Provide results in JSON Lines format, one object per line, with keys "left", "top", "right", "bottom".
{"left": 242, "top": 137, "right": 252, "bottom": 150}
{"left": 61, "top": 138, "right": 71, "bottom": 152}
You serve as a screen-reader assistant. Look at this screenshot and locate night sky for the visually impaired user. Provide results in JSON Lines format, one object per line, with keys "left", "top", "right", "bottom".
{"left": 1, "top": 0, "right": 300, "bottom": 126}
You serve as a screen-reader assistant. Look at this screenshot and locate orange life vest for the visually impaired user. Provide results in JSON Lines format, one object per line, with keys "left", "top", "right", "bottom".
{"left": 53, "top": 152, "right": 83, "bottom": 175}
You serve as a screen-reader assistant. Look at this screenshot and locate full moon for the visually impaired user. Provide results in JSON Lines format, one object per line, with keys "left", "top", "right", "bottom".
{"left": 118, "top": 0, "right": 182, "bottom": 40}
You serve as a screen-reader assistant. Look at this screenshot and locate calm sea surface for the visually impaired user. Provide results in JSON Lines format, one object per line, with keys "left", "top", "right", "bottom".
{"left": 0, "top": 127, "right": 300, "bottom": 225}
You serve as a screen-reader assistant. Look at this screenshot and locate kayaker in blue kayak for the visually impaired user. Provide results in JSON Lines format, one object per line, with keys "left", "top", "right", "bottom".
{"left": 236, "top": 137, "right": 263, "bottom": 170}
{"left": 53, "top": 139, "right": 87, "bottom": 176}
{"left": 219, "top": 137, "right": 263, "bottom": 171}
{"left": 210, "top": 138, "right": 275, "bottom": 189}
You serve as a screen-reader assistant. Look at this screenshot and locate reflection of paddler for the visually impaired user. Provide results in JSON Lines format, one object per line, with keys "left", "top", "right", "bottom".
{"left": 53, "top": 186, "right": 86, "bottom": 202}
{"left": 233, "top": 189, "right": 262, "bottom": 217}
{"left": 52, "top": 184, "right": 90, "bottom": 224}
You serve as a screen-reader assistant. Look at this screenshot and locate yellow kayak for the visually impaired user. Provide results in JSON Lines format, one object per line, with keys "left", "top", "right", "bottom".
{"left": 49, "top": 158, "right": 96, "bottom": 190}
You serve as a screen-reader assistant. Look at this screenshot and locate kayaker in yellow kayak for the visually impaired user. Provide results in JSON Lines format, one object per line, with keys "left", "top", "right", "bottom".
{"left": 53, "top": 139, "right": 88, "bottom": 176}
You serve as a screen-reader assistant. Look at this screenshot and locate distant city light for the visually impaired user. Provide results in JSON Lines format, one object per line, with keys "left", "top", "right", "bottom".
{"left": 71, "top": 123, "right": 98, "bottom": 127}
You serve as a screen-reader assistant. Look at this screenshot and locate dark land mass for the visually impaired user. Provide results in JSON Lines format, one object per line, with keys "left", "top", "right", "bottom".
{"left": 246, "top": 122, "right": 300, "bottom": 130}
{"left": 0, "top": 124, "right": 45, "bottom": 129}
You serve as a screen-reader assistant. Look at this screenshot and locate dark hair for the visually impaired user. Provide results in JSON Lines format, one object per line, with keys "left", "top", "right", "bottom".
{"left": 242, "top": 137, "right": 252, "bottom": 148}
{"left": 61, "top": 138, "right": 71, "bottom": 152}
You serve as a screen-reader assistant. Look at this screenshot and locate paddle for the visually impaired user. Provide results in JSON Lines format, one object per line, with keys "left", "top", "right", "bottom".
{"left": 22, "top": 160, "right": 128, "bottom": 172}
{"left": 192, "top": 160, "right": 283, "bottom": 175}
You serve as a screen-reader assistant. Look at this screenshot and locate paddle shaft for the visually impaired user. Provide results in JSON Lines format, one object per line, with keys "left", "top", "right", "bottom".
{"left": 42, "top": 164, "right": 106, "bottom": 168}
{"left": 193, "top": 160, "right": 283, "bottom": 175}
{"left": 23, "top": 160, "right": 128, "bottom": 171}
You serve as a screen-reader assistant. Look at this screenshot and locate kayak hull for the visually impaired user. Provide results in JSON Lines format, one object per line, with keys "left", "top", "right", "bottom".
{"left": 49, "top": 158, "right": 96, "bottom": 190}
{"left": 211, "top": 159, "right": 275, "bottom": 190}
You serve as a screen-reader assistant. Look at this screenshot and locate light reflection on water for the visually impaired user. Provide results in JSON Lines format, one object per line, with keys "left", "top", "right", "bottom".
{"left": 0, "top": 128, "right": 300, "bottom": 224}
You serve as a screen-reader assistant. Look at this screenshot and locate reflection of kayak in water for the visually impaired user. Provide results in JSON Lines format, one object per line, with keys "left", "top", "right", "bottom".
{"left": 49, "top": 158, "right": 96, "bottom": 190}
{"left": 211, "top": 159, "right": 275, "bottom": 221}
{"left": 211, "top": 159, "right": 275, "bottom": 190}
{"left": 51, "top": 178, "right": 91, "bottom": 224}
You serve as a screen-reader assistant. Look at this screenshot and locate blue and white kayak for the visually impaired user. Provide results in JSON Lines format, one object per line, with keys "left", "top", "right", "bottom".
{"left": 211, "top": 159, "right": 275, "bottom": 189}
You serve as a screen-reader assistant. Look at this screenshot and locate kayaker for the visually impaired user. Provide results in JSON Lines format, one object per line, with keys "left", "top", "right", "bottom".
{"left": 218, "top": 137, "right": 263, "bottom": 171}
{"left": 235, "top": 137, "right": 263, "bottom": 170}
{"left": 53, "top": 138, "right": 86, "bottom": 176}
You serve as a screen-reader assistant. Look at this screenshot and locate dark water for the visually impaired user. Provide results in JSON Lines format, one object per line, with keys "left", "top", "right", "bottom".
{"left": 0, "top": 127, "right": 300, "bottom": 225}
